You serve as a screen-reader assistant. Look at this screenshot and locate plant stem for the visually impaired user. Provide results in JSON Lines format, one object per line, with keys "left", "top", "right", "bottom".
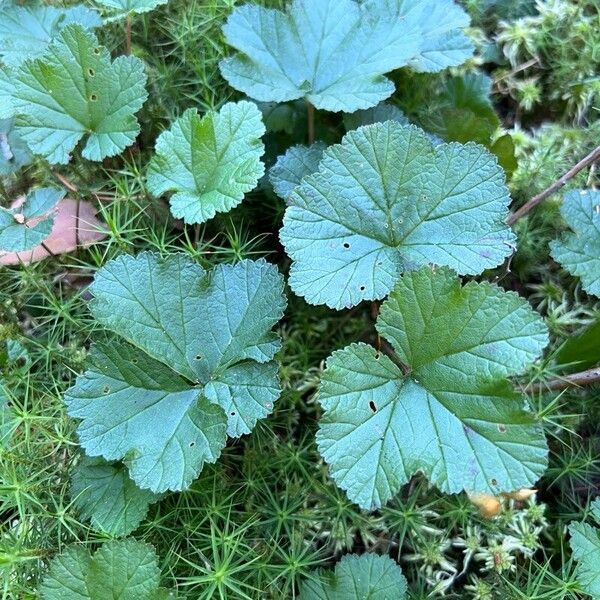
{"left": 507, "top": 145, "right": 600, "bottom": 225}
{"left": 307, "top": 101, "right": 315, "bottom": 145}
{"left": 525, "top": 367, "right": 600, "bottom": 394}
{"left": 125, "top": 15, "right": 132, "bottom": 55}
{"left": 379, "top": 339, "right": 411, "bottom": 376}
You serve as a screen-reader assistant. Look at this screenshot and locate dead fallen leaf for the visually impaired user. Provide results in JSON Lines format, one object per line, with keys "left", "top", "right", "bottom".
{"left": 468, "top": 492, "right": 502, "bottom": 518}
{"left": 0, "top": 197, "right": 106, "bottom": 265}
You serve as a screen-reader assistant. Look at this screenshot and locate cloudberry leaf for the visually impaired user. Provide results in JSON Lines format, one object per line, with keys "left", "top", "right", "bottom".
{"left": 269, "top": 142, "right": 326, "bottom": 203}
{"left": 0, "top": 4, "right": 101, "bottom": 67}
{"left": 343, "top": 102, "right": 409, "bottom": 131}
{"left": 0, "top": 187, "right": 65, "bottom": 252}
{"left": 569, "top": 499, "right": 600, "bottom": 599}
{"left": 280, "top": 122, "right": 515, "bottom": 309}
{"left": 299, "top": 553, "right": 407, "bottom": 599}
{"left": 147, "top": 102, "right": 265, "bottom": 224}
{"left": 0, "top": 118, "right": 32, "bottom": 175}
{"left": 317, "top": 267, "right": 549, "bottom": 510}
{"left": 40, "top": 539, "right": 163, "bottom": 600}
{"left": 64, "top": 253, "right": 286, "bottom": 492}
{"left": 71, "top": 456, "right": 160, "bottom": 537}
{"left": 7, "top": 25, "right": 147, "bottom": 164}
{"left": 550, "top": 190, "right": 600, "bottom": 298}
{"left": 96, "top": 0, "right": 169, "bottom": 19}
{"left": 220, "top": 0, "right": 473, "bottom": 113}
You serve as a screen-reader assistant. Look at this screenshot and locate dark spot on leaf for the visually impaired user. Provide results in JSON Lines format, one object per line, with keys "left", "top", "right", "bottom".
{"left": 374, "top": 352, "right": 381, "bottom": 360}
{"left": 498, "top": 424, "right": 507, "bottom": 433}
{"left": 103, "top": 386, "right": 110, "bottom": 394}
{"left": 88, "top": 68, "right": 95, "bottom": 77}
{"left": 343, "top": 242, "right": 350, "bottom": 249}
{"left": 94, "top": 47, "right": 101, "bottom": 55}
{"left": 132, "top": 358, "right": 138, "bottom": 364}
{"left": 491, "top": 478, "right": 498, "bottom": 486}
{"left": 90, "top": 94, "right": 98, "bottom": 102}
{"left": 230, "top": 411, "right": 236, "bottom": 416}
{"left": 369, "top": 400, "right": 377, "bottom": 413}
{"left": 189, "top": 442, "right": 195, "bottom": 447}
{"left": 195, "top": 354, "right": 202, "bottom": 360}
{"left": 359, "top": 285, "right": 365, "bottom": 291}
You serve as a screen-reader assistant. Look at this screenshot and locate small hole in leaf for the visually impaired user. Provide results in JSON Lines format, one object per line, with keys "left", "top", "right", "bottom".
{"left": 132, "top": 358, "right": 138, "bottom": 364}
{"left": 230, "top": 411, "right": 236, "bottom": 416}
{"left": 103, "top": 386, "right": 110, "bottom": 394}
{"left": 94, "top": 47, "right": 101, "bottom": 55}
{"left": 189, "top": 441, "right": 195, "bottom": 447}
{"left": 88, "top": 68, "right": 95, "bottom": 77}
{"left": 90, "top": 93, "right": 98, "bottom": 102}
{"left": 369, "top": 400, "right": 377, "bottom": 413}
{"left": 195, "top": 354, "right": 202, "bottom": 360}
{"left": 374, "top": 352, "right": 381, "bottom": 360}
{"left": 491, "top": 478, "right": 498, "bottom": 486}
{"left": 343, "top": 242, "right": 350, "bottom": 249}
{"left": 359, "top": 285, "right": 366, "bottom": 291}
{"left": 498, "top": 424, "right": 507, "bottom": 433}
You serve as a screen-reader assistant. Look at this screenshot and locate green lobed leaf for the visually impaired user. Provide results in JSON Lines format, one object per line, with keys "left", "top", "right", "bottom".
{"left": 147, "top": 102, "right": 265, "bottom": 225}
{"left": 550, "top": 189, "right": 600, "bottom": 298}
{"left": 569, "top": 499, "right": 600, "bottom": 599}
{"left": 96, "top": 0, "right": 169, "bottom": 18}
{"left": 220, "top": 0, "right": 473, "bottom": 113}
{"left": 65, "top": 253, "right": 286, "bottom": 492}
{"left": 40, "top": 539, "right": 163, "bottom": 600}
{"left": 7, "top": 25, "right": 148, "bottom": 164}
{"left": 280, "top": 122, "right": 515, "bottom": 310}
{"left": 0, "top": 187, "right": 65, "bottom": 252}
{"left": 0, "top": 4, "right": 101, "bottom": 67}
{"left": 317, "top": 267, "right": 549, "bottom": 510}
{"left": 418, "top": 72, "right": 500, "bottom": 146}
{"left": 71, "top": 456, "right": 160, "bottom": 537}
{"left": 299, "top": 553, "right": 407, "bottom": 599}
{"left": 269, "top": 142, "right": 326, "bottom": 203}
{"left": 0, "top": 117, "right": 32, "bottom": 175}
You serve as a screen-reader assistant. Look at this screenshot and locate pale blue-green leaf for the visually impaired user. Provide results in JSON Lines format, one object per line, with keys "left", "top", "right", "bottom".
{"left": 269, "top": 142, "right": 326, "bottom": 203}
{"left": 0, "top": 67, "right": 16, "bottom": 119}
{"left": 550, "top": 189, "right": 600, "bottom": 297}
{"left": 71, "top": 456, "right": 160, "bottom": 537}
{"left": 9, "top": 25, "right": 147, "bottom": 164}
{"left": 147, "top": 102, "right": 265, "bottom": 225}
{"left": 205, "top": 361, "right": 280, "bottom": 437}
{"left": 0, "top": 4, "right": 101, "bottom": 67}
{"left": 0, "top": 187, "right": 65, "bottom": 252}
{"left": 299, "top": 553, "right": 407, "bottom": 600}
{"left": 65, "top": 341, "right": 227, "bottom": 493}
{"left": 66, "top": 253, "right": 285, "bottom": 490}
{"left": 88, "top": 254, "right": 285, "bottom": 382}
{"left": 96, "top": 0, "right": 169, "bottom": 18}
{"left": 220, "top": 0, "right": 472, "bottom": 113}
{"left": 317, "top": 267, "right": 549, "bottom": 509}
{"left": 569, "top": 499, "right": 600, "bottom": 599}
{"left": 280, "top": 122, "right": 515, "bottom": 309}
{"left": 0, "top": 118, "right": 32, "bottom": 175}
{"left": 400, "top": 0, "right": 473, "bottom": 72}
{"left": 343, "top": 102, "right": 408, "bottom": 131}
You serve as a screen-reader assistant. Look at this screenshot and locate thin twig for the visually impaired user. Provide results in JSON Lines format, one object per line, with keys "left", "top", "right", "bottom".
{"left": 525, "top": 367, "right": 600, "bottom": 394}
{"left": 507, "top": 145, "right": 600, "bottom": 225}
{"left": 379, "top": 339, "right": 411, "bottom": 376}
